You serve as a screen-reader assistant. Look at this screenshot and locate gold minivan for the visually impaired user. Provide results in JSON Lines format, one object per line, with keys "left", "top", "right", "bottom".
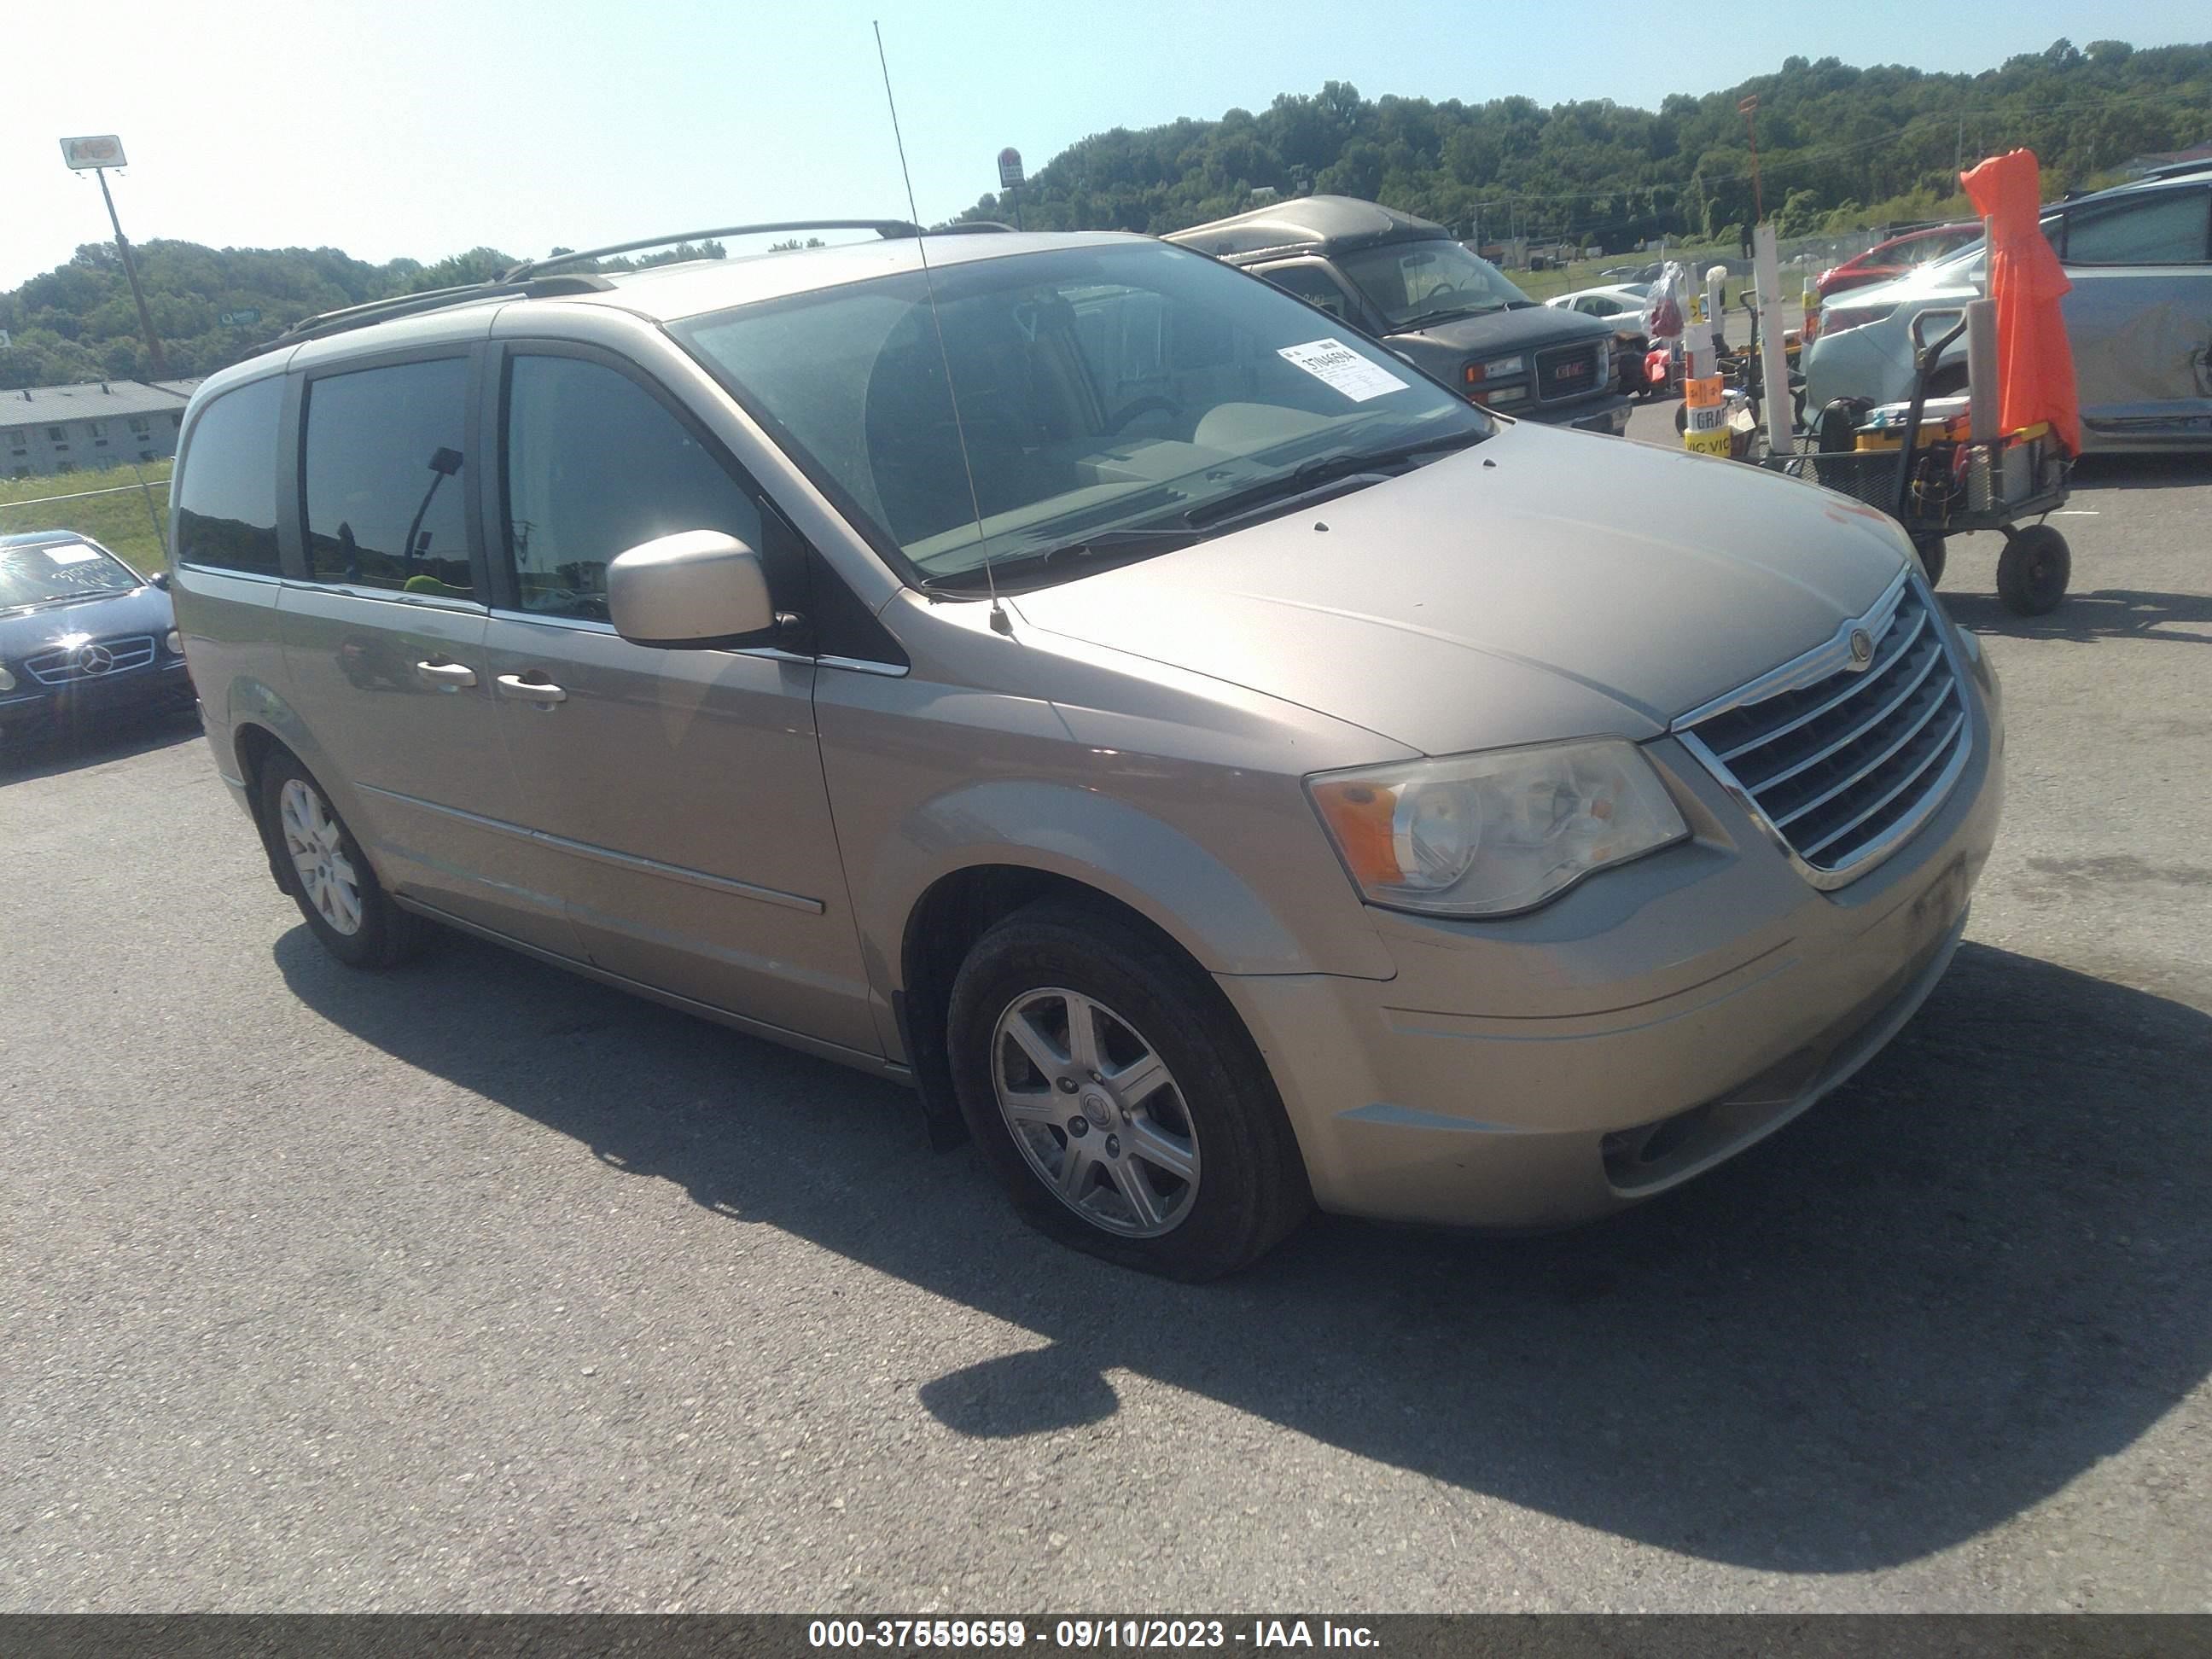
{"left": 170, "top": 221, "right": 2003, "bottom": 1278}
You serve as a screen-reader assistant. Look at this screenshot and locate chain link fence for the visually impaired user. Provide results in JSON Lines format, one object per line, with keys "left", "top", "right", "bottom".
{"left": 0, "top": 464, "right": 172, "bottom": 578}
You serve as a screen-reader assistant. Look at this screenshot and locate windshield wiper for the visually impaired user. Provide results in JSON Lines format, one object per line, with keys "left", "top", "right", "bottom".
{"left": 923, "top": 428, "right": 1485, "bottom": 591}
{"left": 1390, "top": 303, "right": 1505, "bottom": 333}
{"left": 923, "top": 527, "right": 1211, "bottom": 592}
{"left": 1182, "top": 428, "right": 1487, "bottom": 528}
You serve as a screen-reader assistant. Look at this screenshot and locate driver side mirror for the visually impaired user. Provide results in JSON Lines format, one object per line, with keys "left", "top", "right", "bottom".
{"left": 148, "top": 570, "right": 172, "bottom": 591}
{"left": 608, "top": 530, "right": 786, "bottom": 649}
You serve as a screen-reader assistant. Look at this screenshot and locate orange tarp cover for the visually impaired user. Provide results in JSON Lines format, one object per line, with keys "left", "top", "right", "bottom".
{"left": 1960, "top": 149, "right": 2081, "bottom": 456}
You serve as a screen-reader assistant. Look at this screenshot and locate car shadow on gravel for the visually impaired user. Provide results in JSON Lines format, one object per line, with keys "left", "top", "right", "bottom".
{"left": 276, "top": 929, "right": 2212, "bottom": 1575}
{"left": 0, "top": 705, "right": 200, "bottom": 787}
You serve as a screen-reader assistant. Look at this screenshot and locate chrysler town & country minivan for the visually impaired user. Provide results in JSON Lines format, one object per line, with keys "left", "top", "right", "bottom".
{"left": 169, "top": 221, "right": 2003, "bottom": 1278}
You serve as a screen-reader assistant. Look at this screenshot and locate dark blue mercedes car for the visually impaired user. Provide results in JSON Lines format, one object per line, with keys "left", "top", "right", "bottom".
{"left": 0, "top": 531, "right": 194, "bottom": 742}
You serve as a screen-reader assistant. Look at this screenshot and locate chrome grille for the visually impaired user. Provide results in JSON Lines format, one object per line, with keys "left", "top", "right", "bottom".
{"left": 1676, "top": 574, "right": 1969, "bottom": 887}
{"left": 1534, "top": 341, "right": 1604, "bottom": 402}
{"left": 24, "top": 633, "right": 157, "bottom": 685}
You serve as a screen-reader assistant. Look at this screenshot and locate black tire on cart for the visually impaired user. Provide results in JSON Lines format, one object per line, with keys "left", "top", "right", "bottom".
{"left": 1912, "top": 534, "right": 1947, "bottom": 588}
{"left": 1674, "top": 402, "right": 1688, "bottom": 436}
{"left": 1996, "top": 523, "right": 2069, "bottom": 616}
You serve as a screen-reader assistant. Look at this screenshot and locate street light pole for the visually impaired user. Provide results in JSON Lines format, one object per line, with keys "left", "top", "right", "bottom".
{"left": 1738, "top": 96, "right": 1765, "bottom": 224}
{"left": 92, "top": 166, "right": 169, "bottom": 380}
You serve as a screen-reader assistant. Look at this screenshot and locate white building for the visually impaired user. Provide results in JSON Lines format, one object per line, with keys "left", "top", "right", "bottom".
{"left": 3, "top": 379, "right": 202, "bottom": 479}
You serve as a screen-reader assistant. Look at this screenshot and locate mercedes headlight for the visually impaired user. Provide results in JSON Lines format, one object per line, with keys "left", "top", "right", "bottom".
{"left": 1307, "top": 739, "right": 1688, "bottom": 917}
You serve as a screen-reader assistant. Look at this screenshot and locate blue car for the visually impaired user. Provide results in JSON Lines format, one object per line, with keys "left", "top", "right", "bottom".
{"left": 0, "top": 531, "right": 194, "bottom": 742}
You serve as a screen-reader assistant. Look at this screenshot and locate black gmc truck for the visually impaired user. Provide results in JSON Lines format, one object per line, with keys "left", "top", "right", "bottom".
{"left": 1167, "top": 196, "right": 1631, "bottom": 435}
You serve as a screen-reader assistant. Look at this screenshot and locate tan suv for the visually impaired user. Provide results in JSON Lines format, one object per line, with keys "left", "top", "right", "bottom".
{"left": 169, "top": 220, "right": 2004, "bottom": 1278}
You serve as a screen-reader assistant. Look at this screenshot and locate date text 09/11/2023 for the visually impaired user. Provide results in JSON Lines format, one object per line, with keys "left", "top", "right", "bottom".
{"left": 805, "top": 1618, "right": 1382, "bottom": 1650}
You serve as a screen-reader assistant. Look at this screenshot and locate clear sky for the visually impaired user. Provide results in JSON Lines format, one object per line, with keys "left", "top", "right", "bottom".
{"left": 4, "top": 0, "right": 2206, "bottom": 291}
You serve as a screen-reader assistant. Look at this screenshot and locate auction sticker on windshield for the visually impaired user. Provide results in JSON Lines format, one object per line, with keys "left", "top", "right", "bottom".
{"left": 1278, "top": 339, "right": 1406, "bottom": 403}
{"left": 44, "top": 544, "right": 102, "bottom": 565}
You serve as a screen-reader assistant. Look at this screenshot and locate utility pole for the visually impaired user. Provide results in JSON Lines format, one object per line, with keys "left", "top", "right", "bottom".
{"left": 96, "top": 170, "right": 168, "bottom": 379}
{"left": 1738, "top": 96, "right": 1765, "bottom": 224}
{"left": 61, "top": 137, "right": 168, "bottom": 379}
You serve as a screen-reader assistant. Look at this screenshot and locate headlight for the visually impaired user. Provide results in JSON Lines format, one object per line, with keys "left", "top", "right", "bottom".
{"left": 0, "top": 664, "right": 15, "bottom": 692}
{"left": 1307, "top": 738, "right": 1689, "bottom": 917}
{"left": 1819, "top": 303, "right": 1895, "bottom": 337}
{"left": 166, "top": 629, "right": 183, "bottom": 655}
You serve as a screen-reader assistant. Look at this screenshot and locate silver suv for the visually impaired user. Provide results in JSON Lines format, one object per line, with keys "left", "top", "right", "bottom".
{"left": 169, "top": 219, "right": 2004, "bottom": 1278}
{"left": 1805, "top": 164, "right": 2212, "bottom": 451}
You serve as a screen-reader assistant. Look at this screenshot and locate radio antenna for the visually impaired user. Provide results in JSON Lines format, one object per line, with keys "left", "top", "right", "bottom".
{"left": 872, "top": 20, "right": 1011, "bottom": 637}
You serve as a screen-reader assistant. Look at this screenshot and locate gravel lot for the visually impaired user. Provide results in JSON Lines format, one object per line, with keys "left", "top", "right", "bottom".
{"left": 3, "top": 411, "right": 2208, "bottom": 1612}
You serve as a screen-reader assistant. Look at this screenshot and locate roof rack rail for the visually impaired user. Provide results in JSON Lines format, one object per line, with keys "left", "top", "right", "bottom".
{"left": 265, "top": 272, "right": 614, "bottom": 349}
{"left": 502, "top": 220, "right": 931, "bottom": 282}
{"left": 2137, "top": 157, "right": 2212, "bottom": 182}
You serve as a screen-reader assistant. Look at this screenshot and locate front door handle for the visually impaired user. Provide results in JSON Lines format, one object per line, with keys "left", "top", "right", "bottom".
{"left": 414, "top": 660, "right": 478, "bottom": 689}
{"left": 496, "top": 672, "right": 568, "bottom": 707}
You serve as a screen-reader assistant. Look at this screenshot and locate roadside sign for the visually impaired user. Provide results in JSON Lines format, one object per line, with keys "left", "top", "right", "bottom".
{"left": 998, "top": 147, "right": 1024, "bottom": 189}
{"left": 218, "top": 309, "right": 262, "bottom": 328}
{"left": 1738, "top": 95, "right": 1759, "bottom": 115}
{"left": 60, "top": 135, "right": 127, "bottom": 170}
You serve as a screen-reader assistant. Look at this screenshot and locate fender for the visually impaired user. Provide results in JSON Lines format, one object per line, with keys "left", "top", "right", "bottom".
{"left": 858, "top": 777, "right": 1398, "bottom": 996}
{"left": 221, "top": 677, "right": 355, "bottom": 819}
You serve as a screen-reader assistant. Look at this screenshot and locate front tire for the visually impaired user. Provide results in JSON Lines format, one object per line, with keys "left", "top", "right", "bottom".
{"left": 259, "top": 751, "right": 427, "bottom": 969}
{"left": 946, "top": 900, "right": 1311, "bottom": 1279}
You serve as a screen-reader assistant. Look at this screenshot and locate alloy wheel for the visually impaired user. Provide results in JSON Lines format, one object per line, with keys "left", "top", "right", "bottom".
{"left": 278, "top": 777, "right": 364, "bottom": 937}
{"left": 991, "top": 987, "right": 1200, "bottom": 1237}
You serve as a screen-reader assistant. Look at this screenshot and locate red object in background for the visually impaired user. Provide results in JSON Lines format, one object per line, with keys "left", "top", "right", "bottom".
{"left": 1813, "top": 223, "right": 1982, "bottom": 300}
{"left": 1961, "top": 149, "right": 2081, "bottom": 457}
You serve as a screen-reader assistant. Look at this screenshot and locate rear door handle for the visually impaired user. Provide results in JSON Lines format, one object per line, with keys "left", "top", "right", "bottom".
{"left": 496, "top": 672, "right": 568, "bottom": 706}
{"left": 414, "top": 660, "right": 478, "bottom": 689}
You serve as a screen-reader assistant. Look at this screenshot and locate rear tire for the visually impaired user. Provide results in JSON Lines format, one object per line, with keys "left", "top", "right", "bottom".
{"left": 258, "top": 750, "right": 427, "bottom": 969}
{"left": 946, "top": 899, "right": 1311, "bottom": 1279}
{"left": 1997, "top": 523, "right": 2069, "bottom": 615}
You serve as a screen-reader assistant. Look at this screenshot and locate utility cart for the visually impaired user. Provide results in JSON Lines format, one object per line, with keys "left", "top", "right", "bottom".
{"left": 1759, "top": 309, "right": 2073, "bottom": 615}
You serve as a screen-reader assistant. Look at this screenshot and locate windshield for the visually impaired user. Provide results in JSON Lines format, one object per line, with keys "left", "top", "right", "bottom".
{"left": 1335, "top": 240, "right": 1532, "bottom": 329}
{"left": 0, "top": 539, "right": 139, "bottom": 608}
{"left": 676, "top": 241, "right": 1488, "bottom": 584}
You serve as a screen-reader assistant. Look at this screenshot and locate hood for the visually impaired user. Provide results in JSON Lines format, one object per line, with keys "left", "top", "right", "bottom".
{"left": 1011, "top": 421, "right": 1910, "bottom": 757}
{"left": 1829, "top": 254, "right": 1983, "bottom": 313}
{"left": 0, "top": 582, "right": 174, "bottom": 661}
{"left": 1384, "top": 304, "right": 1613, "bottom": 356}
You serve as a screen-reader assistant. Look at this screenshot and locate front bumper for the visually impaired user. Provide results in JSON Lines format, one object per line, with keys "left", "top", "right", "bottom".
{"left": 0, "top": 656, "right": 195, "bottom": 735}
{"left": 1802, "top": 319, "right": 1918, "bottom": 414}
{"left": 1518, "top": 389, "right": 1633, "bottom": 434}
{"left": 1219, "top": 667, "right": 2004, "bottom": 1229}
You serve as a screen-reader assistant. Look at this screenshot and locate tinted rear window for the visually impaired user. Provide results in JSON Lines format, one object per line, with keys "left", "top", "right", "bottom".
{"left": 304, "top": 358, "right": 474, "bottom": 597}
{"left": 175, "top": 376, "right": 282, "bottom": 575}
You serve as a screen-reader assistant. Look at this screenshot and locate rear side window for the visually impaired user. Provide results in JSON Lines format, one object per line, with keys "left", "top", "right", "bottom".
{"left": 2063, "top": 190, "right": 2211, "bottom": 265}
{"left": 501, "top": 355, "right": 761, "bottom": 621}
{"left": 1261, "top": 265, "right": 1356, "bottom": 323}
{"left": 303, "top": 358, "right": 474, "bottom": 597}
{"left": 175, "top": 377, "right": 282, "bottom": 575}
